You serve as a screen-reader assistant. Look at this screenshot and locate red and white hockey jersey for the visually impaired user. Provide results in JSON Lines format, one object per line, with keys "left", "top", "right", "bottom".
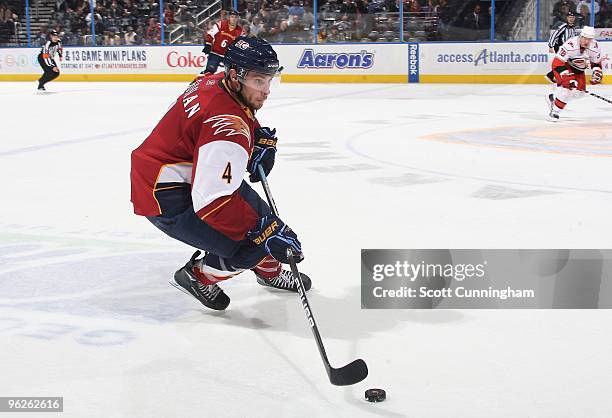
{"left": 205, "top": 20, "right": 243, "bottom": 56}
{"left": 130, "top": 73, "right": 262, "bottom": 241}
{"left": 553, "top": 36, "right": 602, "bottom": 72}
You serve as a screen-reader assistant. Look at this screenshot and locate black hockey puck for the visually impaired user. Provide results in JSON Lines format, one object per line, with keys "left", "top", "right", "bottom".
{"left": 365, "top": 388, "right": 386, "bottom": 402}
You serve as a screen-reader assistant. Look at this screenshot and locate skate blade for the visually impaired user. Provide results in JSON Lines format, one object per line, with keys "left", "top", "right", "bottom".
{"left": 169, "top": 279, "right": 194, "bottom": 298}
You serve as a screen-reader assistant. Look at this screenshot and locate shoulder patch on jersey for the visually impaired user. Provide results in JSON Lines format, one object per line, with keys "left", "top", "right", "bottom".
{"left": 204, "top": 114, "right": 251, "bottom": 144}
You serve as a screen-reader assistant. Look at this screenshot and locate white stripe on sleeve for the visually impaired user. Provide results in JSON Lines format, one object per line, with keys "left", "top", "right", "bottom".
{"left": 207, "top": 23, "right": 220, "bottom": 39}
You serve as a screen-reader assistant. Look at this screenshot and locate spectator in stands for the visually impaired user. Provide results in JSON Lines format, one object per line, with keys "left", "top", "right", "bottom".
{"left": 0, "top": 1, "right": 16, "bottom": 42}
{"left": 436, "top": 0, "right": 452, "bottom": 34}
{"left": 85, "top": 8, "right": 103, "bottom": 27}
{"left": 146, "top": 17, "right": 160, "bottom": 44}
{"left": 576, "top": 0, "right": 600, "bottom": 16}
{"left": 355, "top": 0, "right": 367, "bottom": 15}
{"left": 103, "top": 30, "right": 121, "bottom": 44}
{"left": 318, "top": 0, "right": 334, "bottom": 19}
{"left": 340, "top": 0, "right": 358, "bottom": 15}
{"left": 603, "top": 1, "right": 612, "bottom": 26}
{"left": 65, "top": 0, "right": 83, "bottom": 11}
{"left": 464, "top": 4, "right": 487, "bottom": 30}
{"left": 164, "top": 3, "right": 175, "bottom": 24}
{"left": 108, "top": 1, "right": 123, "bottom": 18}
{"left": 552, "top": 0, "right": 576, "bottom": 23}
{"left": 287, "top": 0, "right": 305, "bottom": 18}
{"left": 55, "top": 0, "right": 67, "bottom": 13}
{"left": 366, "top": 0, "right": 379, "bottom": 13}
{"left": 327, "top": 25, "right": 343, "bottom": 42}
{"left": 336, "top": 14, "right": 353, "bottom": 32}
{"left": 384, "top": 0, "right": 398, "bottom": 13}
{"left": 34, "top": 26, "right": 48, "bottom": 46}
{"left": 135, "top": 24, "right": 145, "bottom": 42}
{"left": 407, "top": 0, "right": 421, "bottom": 14}
{"left": 302, "top": 6, "right": 314, "bottom": 29}
{"left": 552, "top": 2, "right": 572, "bottom": 27}
{"left": 249, "top": 14, "right": 264, "bottom": 36}
{"left": 125, "top": 25, "right": 137, "bottom": 44}
{"left": 272, "top": 0, "right": 290, "bottom": 20}
{"left": 577, "top": 3, "right": 590, "bottom": 26}
{"left": 260, "top": 7, "right": 276, "bottom": 31}
{"left": 70, "top": 8, "right": 86, "bottom": 34}
{"left": 274, "top": 18, "right": 289, "bottom": 41}
{"left": 243, "top": 1, "right": 257, "bottom": 21}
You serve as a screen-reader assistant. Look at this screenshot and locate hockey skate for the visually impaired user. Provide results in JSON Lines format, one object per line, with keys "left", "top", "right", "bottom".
{"left": 256, "top": 269, "right": 312, "bottom": 292}
{"left": 171, "top": 251, "right": 230, "bottom": 310}
{"left": 546, "top": 94, "right": 559, "bottom": 122}
{"left": 548, "top": 110, "right": 560, "bottom": 122}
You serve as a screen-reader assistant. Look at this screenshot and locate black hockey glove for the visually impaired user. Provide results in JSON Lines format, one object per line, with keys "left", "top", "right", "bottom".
{"left": 247, "top": 127, "right": 277, "bottom": 183}
{"left": 202, "top": 42, "right": 212, "bottom": 54}
{"left": 247, "top": 214, "right": 303, "bottom": 264}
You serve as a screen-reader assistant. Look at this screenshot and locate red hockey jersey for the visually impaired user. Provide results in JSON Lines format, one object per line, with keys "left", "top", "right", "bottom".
{"left": 130, "top": 73, "right": 261, "bottom": 241}
{"left": 205, "top": 20, "right": 243, "bottom": 56}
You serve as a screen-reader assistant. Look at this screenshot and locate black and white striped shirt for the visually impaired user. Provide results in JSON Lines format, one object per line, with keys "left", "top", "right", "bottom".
{"left": 39, "top": 40, "right": 63, "bottom": 67}
{"left": 548, "top": 23, "right": 578, "bottom": 52}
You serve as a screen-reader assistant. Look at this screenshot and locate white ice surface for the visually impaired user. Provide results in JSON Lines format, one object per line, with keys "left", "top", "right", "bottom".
{"left": 1, "top": 82, "right": 612, "bottom": 418}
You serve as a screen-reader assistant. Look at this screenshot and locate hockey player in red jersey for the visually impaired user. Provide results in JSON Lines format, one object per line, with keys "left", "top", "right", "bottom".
{"left": 546, "top": 26, "right": 603, "bottom": 121}
{"left": 131, "top": 37, "right": 310, "bottom": 310}
{"left": 201, "top": 9, "right": 243, "bottom": 75}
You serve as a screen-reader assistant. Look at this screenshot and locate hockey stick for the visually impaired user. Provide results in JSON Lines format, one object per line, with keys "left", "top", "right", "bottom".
{"left": 257, "top": 165, "right": 368, "bottom": 386}
{"left": 585, "top": 90, "right": 612, "bottom": 105}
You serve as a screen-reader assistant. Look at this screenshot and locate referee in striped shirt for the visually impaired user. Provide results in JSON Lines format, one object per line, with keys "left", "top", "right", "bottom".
{"left": 546, "top": 11, "right": 578, "bottom": 83}
{"left": 37, "top": 30, "right": 63, "bottom": 91}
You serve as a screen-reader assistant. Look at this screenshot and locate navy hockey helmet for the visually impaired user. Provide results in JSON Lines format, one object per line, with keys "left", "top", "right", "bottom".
{"left": 224, "top": 36, "right": 280, "bottom": 79}
{"left": 228, "top": 8, "right": 239, "bottom": 16}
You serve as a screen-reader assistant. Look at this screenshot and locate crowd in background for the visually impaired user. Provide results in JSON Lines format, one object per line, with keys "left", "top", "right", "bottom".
{"left": 0, "top": 1, "right": 19, "bottom": 43}
{"left": 4, "top": 0, "right": 612, "bottom": 47}
{"left": 43, "top": 0, "right": 167, "bottom": 46}
{"left": 551, "top": 0, "right": 612, "bottom": 29}
{"left": 36, "top": 0, "right": 506, "bottom": 45}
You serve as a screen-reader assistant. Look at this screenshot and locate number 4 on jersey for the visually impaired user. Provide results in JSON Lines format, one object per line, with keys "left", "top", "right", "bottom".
{"left": 222, "top": 162, "right": 232, "bottom": 184}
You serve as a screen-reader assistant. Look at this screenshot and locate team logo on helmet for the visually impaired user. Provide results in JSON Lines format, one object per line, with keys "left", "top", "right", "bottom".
{"left": 235, "top": 40, "right": 250, "bottom": 50}
{"left": 204, "top": 114, "right": 251, "bottom": 144}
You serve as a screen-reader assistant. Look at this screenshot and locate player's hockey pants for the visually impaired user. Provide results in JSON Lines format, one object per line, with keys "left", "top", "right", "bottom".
{"left": 204, "top": 52, "right": 223, "bottom": 74}
{"left": 147, "top": 180, "right": 274, "bottom": 271}
{"left": 37, "top": 54, "right": 59, "bottom": 87}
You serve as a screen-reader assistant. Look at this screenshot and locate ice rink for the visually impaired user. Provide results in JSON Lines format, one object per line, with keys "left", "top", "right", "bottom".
{"left": 1, "top": 81, "right": 612, "bottom": 418}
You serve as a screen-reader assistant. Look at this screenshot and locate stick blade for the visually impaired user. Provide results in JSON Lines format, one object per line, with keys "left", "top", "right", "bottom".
{"left": 329, "top": 359, "right": 368, "bottom": 386}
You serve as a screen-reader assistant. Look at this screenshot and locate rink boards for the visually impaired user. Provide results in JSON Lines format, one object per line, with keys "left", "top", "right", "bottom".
{"left": 0, "top": 41, "right": 609, "bottom": 83}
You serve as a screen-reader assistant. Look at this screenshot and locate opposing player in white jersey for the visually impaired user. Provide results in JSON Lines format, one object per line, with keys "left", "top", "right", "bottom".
{"left": 546, "top": 26, "right": 603, "bottom": 121}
